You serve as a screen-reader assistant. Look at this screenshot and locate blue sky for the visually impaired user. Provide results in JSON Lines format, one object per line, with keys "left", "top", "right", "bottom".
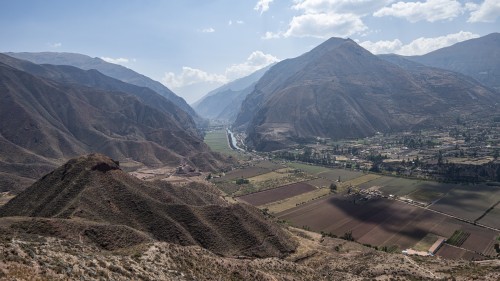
{"left": 1, "top": 0, "right": 499, "bottom": 103}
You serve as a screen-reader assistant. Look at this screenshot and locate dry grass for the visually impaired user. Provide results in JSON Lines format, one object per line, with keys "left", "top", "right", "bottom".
{"left": 262, "top": 188, "right": 331, "bottom": 214}
{"left": 340, "top": 174, "right": 381, "bottom": 189}
{"left": 412, "top": 233, "right": 441, "bottom": 252}
{"left": 248, "top": 171, "right": 290, "bottom": 183}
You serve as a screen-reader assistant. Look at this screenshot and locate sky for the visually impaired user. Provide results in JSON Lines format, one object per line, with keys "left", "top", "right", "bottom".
{"left": 1, "top": 0, "right": 499, "bottom": 103}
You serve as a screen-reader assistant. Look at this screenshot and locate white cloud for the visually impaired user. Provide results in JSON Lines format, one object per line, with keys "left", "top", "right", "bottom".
{"left": 201, "top": 27, "right": 215, "bottom": 33}
{"left": 265, "top": 0, "right": 380, "bottom": 39}
{"left": 228, "top": 20, "right": 245, "bottom": 26}
{"left": 283, "top": 12, "right": 367, "bottom": 38}
{"left": 292, "top": 0, "right": 391, "bottom": 14}
{"left": 468, "top": 0, "right": 500, "bottom": 22}
{"left": 101, "top": 57, "right": 134, "bottom": 65}
{"left": 374, "top": 0, "right": 465, "bottom": 22}
{"left": 262, "top": 31, "right": 281, "bottom": 39}
{"left": 48, "top": 42, "right": 62, "bottom": 48}
{"left": 162, "top": 67, "right": 228, "bottom": 89}
{"left": 162, "top": 51, "right": 279, "bottom": 89}
{"left": 255, "top": 0, "right": 273, "bottom": 14}
{"left": 359, "top": 31, "right": 479, "bottom": 55}
{"left": 225, "top": 51, "right": 279, "bottom": 80}
{"left": 359, "top": 39, "right": 403, "bottom": 54}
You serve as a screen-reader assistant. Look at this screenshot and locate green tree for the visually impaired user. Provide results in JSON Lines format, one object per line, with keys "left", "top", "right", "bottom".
{"left": 341, "top": 230, "right": 355, "bottom": 241}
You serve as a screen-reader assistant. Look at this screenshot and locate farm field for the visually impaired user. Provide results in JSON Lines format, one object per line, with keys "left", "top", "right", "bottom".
{"left": 204, "top": 129, "right": 241, "bottom": 158}
{"left": 436, "top": 244, "right": 485, "bottom": 260}
{"left": 286, "top": 162, "right": 331, "bottom": 174}
{"left": 342, "top": 174, "right": 380, "bottom": 188}
{"left": 263, "top": 188, "right": 331, "bottom": 214}
{"left": 255, "top": 160, "right": 284, "bottom": 170}
{"left": 213, "top": 166, "right": 270, "bottom": 182}
{"left": 305, "top": 178, "right": 334, "bottom": 188}
{"left": 358, "top": 176, "right": 422, "bottom": 196}
{"left": 358, "top": 177, "right": 455, "bottom": 204}
{"left": 237, "top": 182, "right": 316, "bottom": 206}
{"left": 248, "top": 171, "right": 290, "bottom": 183}
{"left": 318, "top": 169, "right": 364, "bottom": 182}
{"left": 276, "top": 195, "right": 499, "bottom": 258}
{"left": 478, "top": 204, "right": 500, "bottom": 229}
{"left": 430, "top": 184, "right": 500, "bottom": 222}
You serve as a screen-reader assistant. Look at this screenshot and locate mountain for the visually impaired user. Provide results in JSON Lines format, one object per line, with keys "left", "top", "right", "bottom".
{"left": 0, "top": 60, "right": 226, "bottom": 192}
{"left": 404, "top": 33, "right": 500, "bottom": 91}
{"left": 0, "top": 154, "right": 295, "bottom": 257}
{"left": 193, "top": 65, "right": 272, "bottom": 121}
{"left": 4, "top": 52, "right": 205, "bottom": 125}
{"left": 0, "top": 53, "right": 200, "bottom": 137}
{"left": 233, "top": 38, "right": 498, "bottom": 151}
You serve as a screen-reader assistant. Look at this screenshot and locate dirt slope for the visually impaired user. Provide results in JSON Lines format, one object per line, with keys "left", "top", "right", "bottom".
{"left": 0, "top": 154, "right": 295, "bottom": 257}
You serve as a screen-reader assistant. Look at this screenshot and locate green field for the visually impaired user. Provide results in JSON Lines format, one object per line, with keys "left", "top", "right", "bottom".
{"left": 204, "top": 130, "right": 242, "bottom": 158}
{"left": 358, "top": 176, "right": 419, "bottom": 196}
{"left": 431, "top": 184, "right": 500, "bottom": 222}
{"left": 318, "top": 169, "right": 364, "bottom": 182}
{"left": 357, "top": 176, "right": 456, "bottom": 203}
{"left": 286, "top": 162, "right": 331, "bottom": 174}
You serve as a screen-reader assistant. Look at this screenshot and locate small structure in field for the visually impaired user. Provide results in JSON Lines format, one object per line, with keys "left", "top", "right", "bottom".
{"left": 428, "top": 237, "right": 446, "bottom": 255}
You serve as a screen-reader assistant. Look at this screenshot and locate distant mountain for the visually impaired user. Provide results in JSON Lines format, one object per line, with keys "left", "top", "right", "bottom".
{"left": 0, "top": 53, "right": 200, "bottom": 138}
{"left": 0, "top": 154, "right": 295, "bottom": 256}
{"left": 404, "top": 33, "right": 500, "bottom": 91}
{"left": 234, "top": 38, "right": 498, "bottom": 151}
{"left": 5, "top": 52, "right": 205, "bottom": 125}
{"left": 0, "top": 59, "right": 226, "bottom": 192}
{"left": 193, "top": 65, "right": 271, "bottom": 121}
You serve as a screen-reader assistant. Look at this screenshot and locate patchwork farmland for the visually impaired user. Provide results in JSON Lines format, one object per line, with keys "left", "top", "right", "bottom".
{"left": 212, "top": 158, "right": 500, "bottom": 260}
{"left": 237, "top": 182, "right": 317, "bottom": 206}
{"left": 275, "top": 195, "right": 498, "bottom": 258}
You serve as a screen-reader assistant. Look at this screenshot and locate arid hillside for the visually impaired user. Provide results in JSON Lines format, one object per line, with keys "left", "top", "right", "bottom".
{"left": 0, "top": 154, "right": 295, "bottom": 257}
{"left": 0, "top": 59, "right": 228, "bottom": 192}
{"left": 5, "top": 51, "right": 203, "bottom": 124}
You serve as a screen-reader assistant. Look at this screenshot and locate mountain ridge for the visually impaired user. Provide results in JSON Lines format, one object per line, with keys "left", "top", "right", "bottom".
{"left": 0, "top": 154, "right": 296, "bottom": 257}
{"left": 234, "top": 37, "right": 498, "bottom": 151}
{"left": 404, "top": 32, "right": 500, "bottom": 91}
{"left": 5, "top": 51, "right": 205, "bottom": 126}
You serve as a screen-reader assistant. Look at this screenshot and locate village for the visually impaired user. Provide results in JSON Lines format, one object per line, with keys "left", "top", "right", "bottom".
{"left": 267, "top": 116, "right": 500, "bottom": 183}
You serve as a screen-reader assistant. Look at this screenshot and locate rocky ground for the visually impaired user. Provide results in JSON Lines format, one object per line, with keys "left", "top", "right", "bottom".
{"left": 0, "top": 227, "right": 498, "bottom": 281}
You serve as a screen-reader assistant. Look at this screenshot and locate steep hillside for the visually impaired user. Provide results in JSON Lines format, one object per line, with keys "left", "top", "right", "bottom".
{"left": 234, "top": 38, "right": 498, "bottom": 151}
{"left": 405, "top": 33, "right": 500, "bottom": 91}
{"left": 5, "top": 52, "right": 204, "bottom": 125}
{"left": 0, "top": 53, "right": 200, "bottom": 137}
{"left": 0, "top": 154, "right": 295, "bottom": 257}
{"left": 0, "top": 62, "right": 225, "bottom": 191}
{"left": 193, "top": 65, "right": 271, "bottom": 121}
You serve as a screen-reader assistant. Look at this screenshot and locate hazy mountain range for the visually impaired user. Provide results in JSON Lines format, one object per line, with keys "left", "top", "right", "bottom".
{"left": 193, "top": 65, "right": 272, "bottom": 121}
{"left": 405, "top": 33, "right": 500, "bottom": 92}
